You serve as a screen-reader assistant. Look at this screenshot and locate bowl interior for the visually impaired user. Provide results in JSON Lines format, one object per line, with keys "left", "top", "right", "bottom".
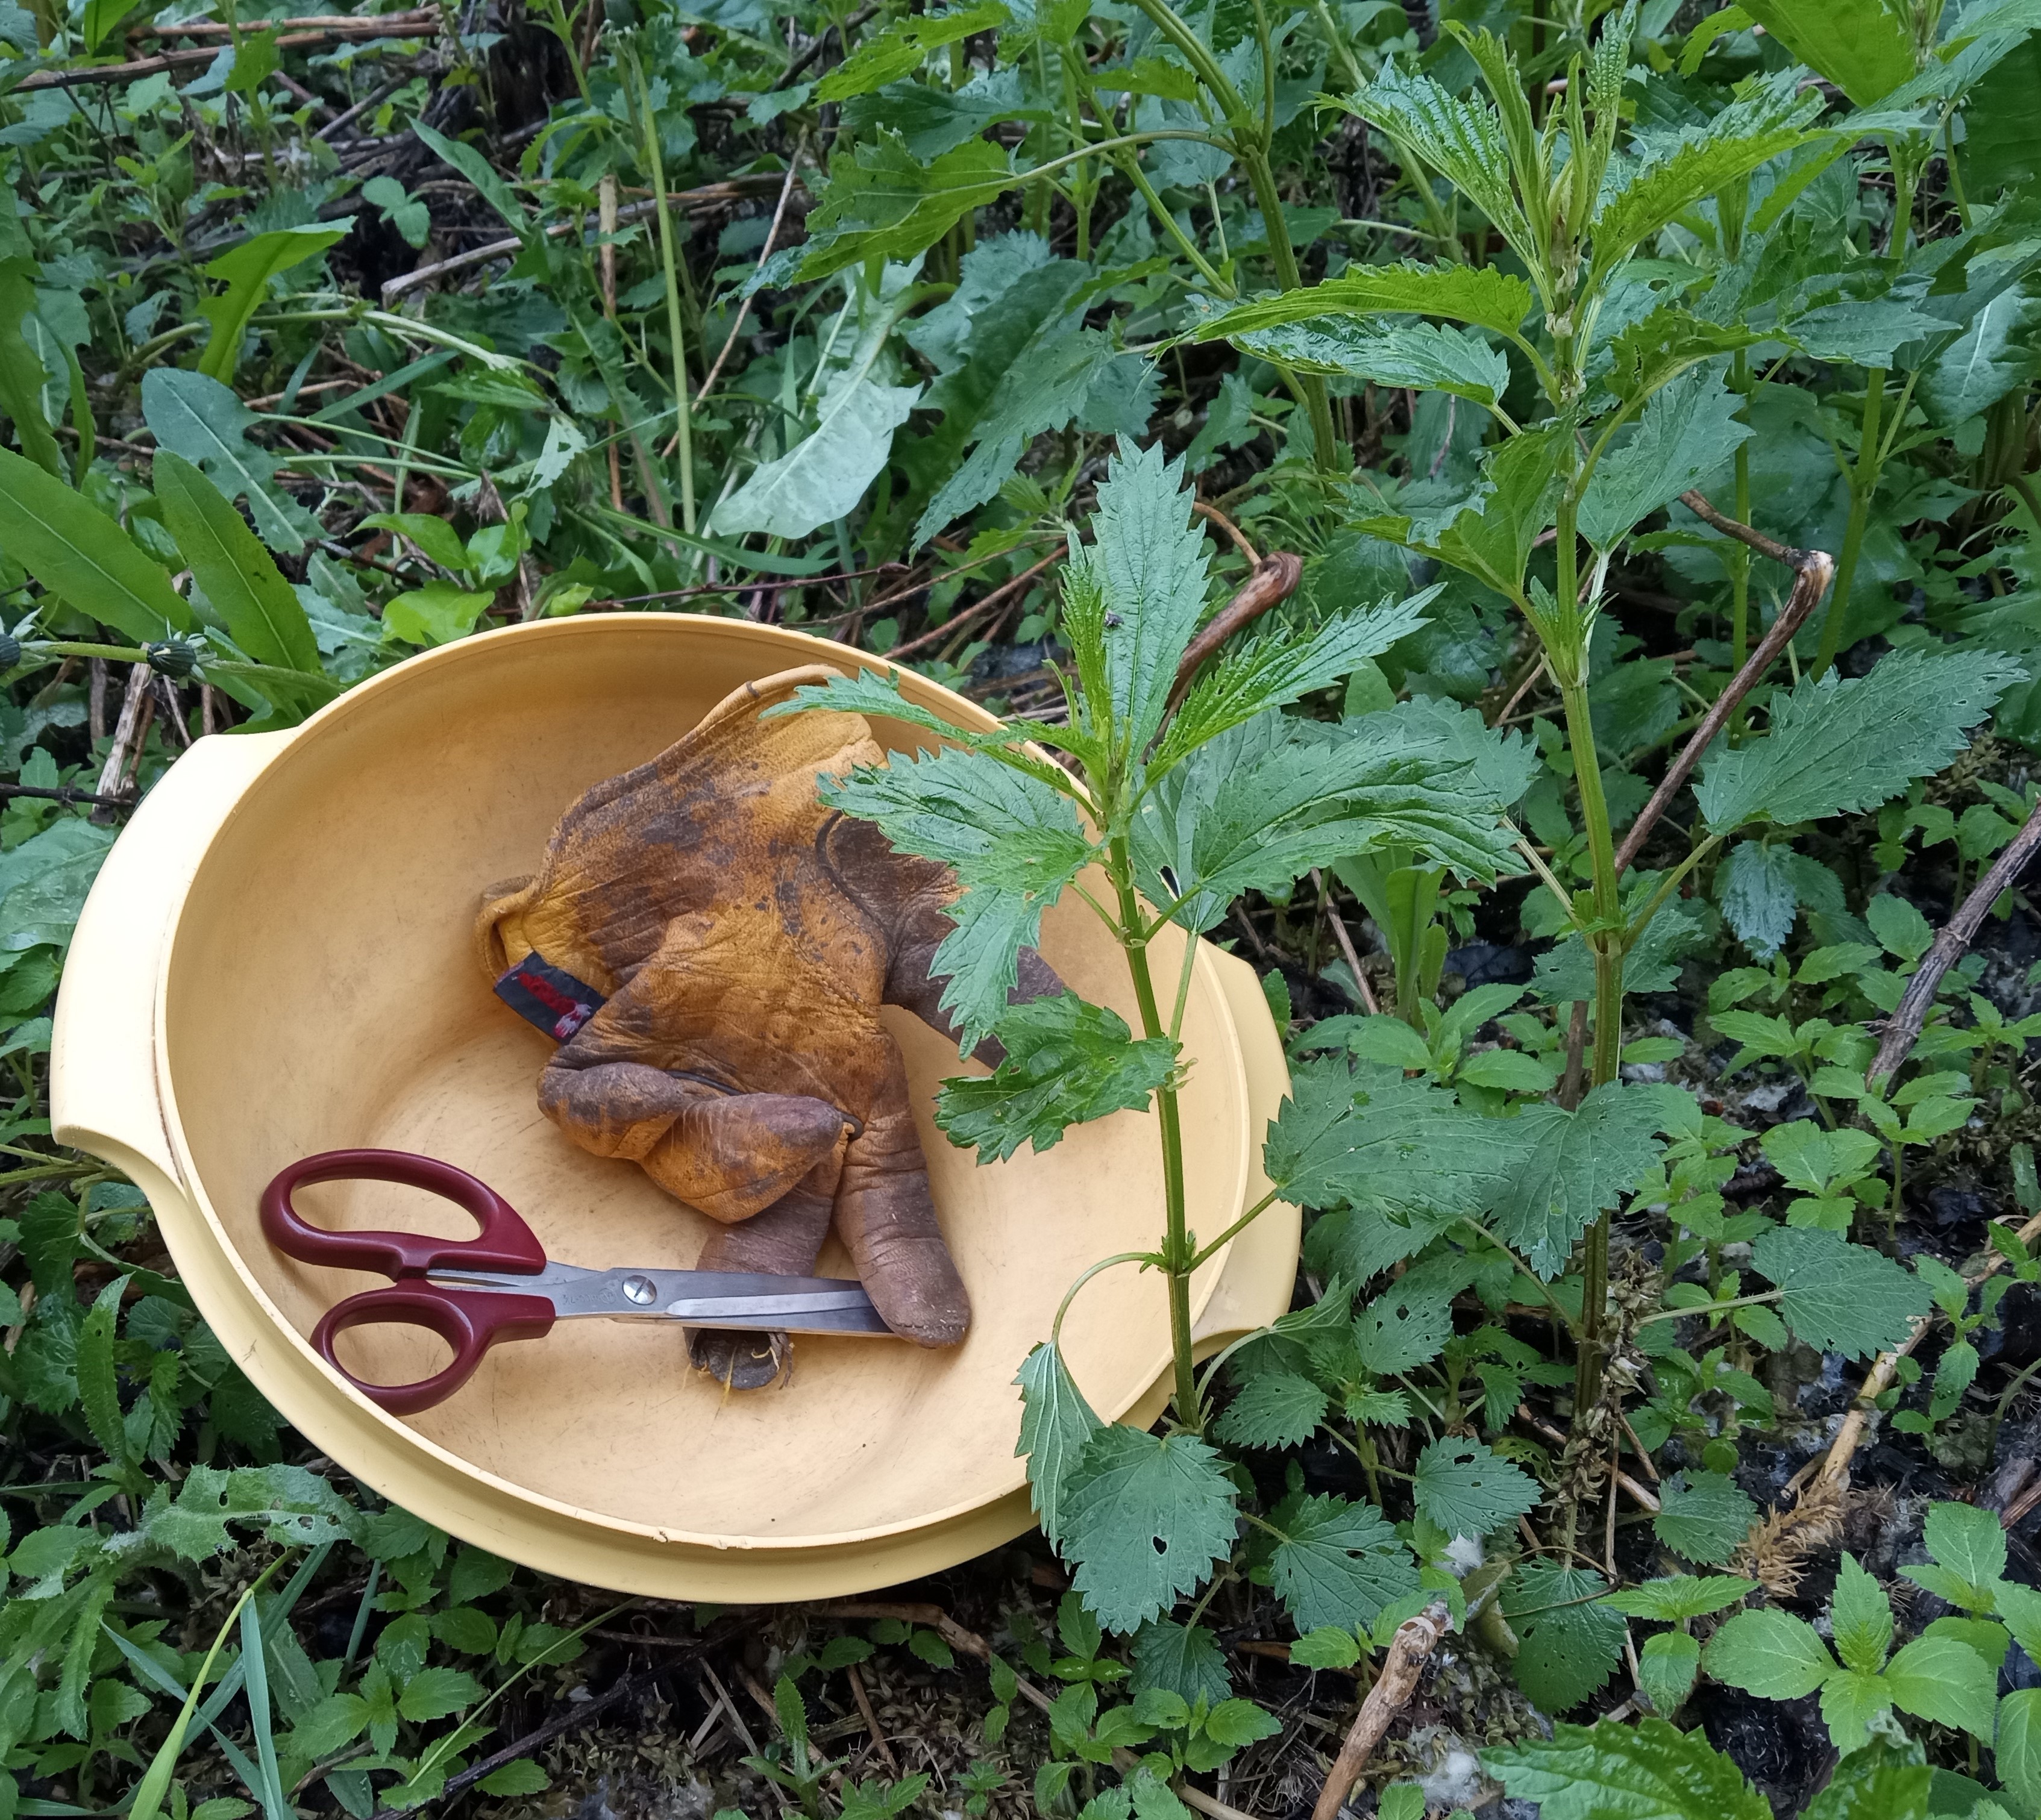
{"left": 160, "top": 620, "right": 1246, "bottom": 1546}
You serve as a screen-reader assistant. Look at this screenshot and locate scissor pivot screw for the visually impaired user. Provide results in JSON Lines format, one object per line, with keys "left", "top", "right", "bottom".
{"left": 621, "top": 1274, "right": 657, "bottom": 1305}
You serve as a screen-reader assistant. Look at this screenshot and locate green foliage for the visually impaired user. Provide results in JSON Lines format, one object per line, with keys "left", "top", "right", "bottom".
{"left": 1485, "top": 1716, "right": 1773, "bottom": 1819}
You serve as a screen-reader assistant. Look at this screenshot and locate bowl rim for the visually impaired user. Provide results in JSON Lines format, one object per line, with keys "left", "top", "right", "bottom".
{"left": 151, "top": 614, "right": 1253, "bottom": 1552}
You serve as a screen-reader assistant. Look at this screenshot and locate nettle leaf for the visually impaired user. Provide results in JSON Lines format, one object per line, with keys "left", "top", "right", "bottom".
{"left": 1652, "top": 1471, "right": 1759, "bottom": 1566}
{"left": 1602, "top": 1574, "right": 1757, "bottom": 1622}
{"left": 1487, "top": 1081, "right": 1688, "bottom": 1277}
{"left": 1262, "top": 1493, "right": 1419, "bottom": 1633}
{"left": 1799, "top": 1737, "right": 1934, "bottom": 1820}
{"left": 1152, "top": 588, "right": 1440, "bottom": 777}
{"left": 1074, "top": 439, "right": 1212, "bottom": 752}
{"left": 1917, "top": 1500, "right": 2008, "bottom": 1600}
{"left": 1015, "top": 1341, "right": 1103, "bottom": 1547}
{"left": 1705, "top": 1606, "right": 1837, "bottom": 1699}
{"left": 1738, "top": 0, "right": 1914, "bottom": 103}
{"left": 1997, "top": 1687, "right": 2041, "bottom": 1816}
{"left": 1579, "top": 365, "right": 1755, "bottom": 549}
{"left": 1352, "top": 1275, "right": 1456, "bottom": 1374}
{"left": 1058, "top": 1425, "right": 1238, "bottom": 1634}
{"left": 936, "top": 993, "right": 1176, "bottom": 1163}
{"left": 1881, "top": 1633, "right": 1999, "bottom": 1740}
{"left": 1487, "top": 1716, "right": 1772, "bottom": 1820}
{"left": 142, "top": 368, "right": 319, "bottom": 554}
{"left": 1750, "top": 1226, "right": 1931, "bottom": 1360}
{"left": 1130, "top": 1618, "right": 1232, "bottom": 1707}
{"left": 1196, "top": 261, "right": 1534, "bottom": 343}
{"left": 1502, "top": 1561, "right": 1628, "bottom": 1713}
{"left": 1339, "top": 61, "right": 1534, "bottom": 269}
{"left": 1215, "top": 1371, "right": 1329, "bottom": 1449}
{"left": 1411, "top": 1436, "right": 1541, "bottom": 1539}
{"left": 1222, "top": 319, "right": 1511, "bottom": 407}
{"left": 800, "top": 131, "right": 1013, "bottom": 280}
{"left": 1591, "top": 74, "right": 1820, "bottom": 275}
{"left": 1828, "top": 1553, "right": 1893, "bottom": 1674}
{"left": 1696, "top": 647, "right": 2025, "bottom": 834}
{"left": 823, "top": 745, "right": 1093, "bottom": 1046}
{"left": 1135, "top": 708, "right": 1519, "bottom": 937}
{"left": 815, "top": 0, "right": 1008, "bottom": 101}
{"left": 1637, "top": 1630, "right": 1702, "bottom": 1715}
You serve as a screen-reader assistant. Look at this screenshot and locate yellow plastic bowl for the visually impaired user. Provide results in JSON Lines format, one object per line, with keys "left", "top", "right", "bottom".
{"left": 51, "top": 617, "right": 1297, "bottom": 1599}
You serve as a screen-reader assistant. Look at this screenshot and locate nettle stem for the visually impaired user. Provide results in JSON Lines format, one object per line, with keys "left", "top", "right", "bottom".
{"left": 1111, "top": 836, "right": 1202, "bottom": 1432}
{"left": 1548, "top": 446, "right": 1628, "bottom": 1410}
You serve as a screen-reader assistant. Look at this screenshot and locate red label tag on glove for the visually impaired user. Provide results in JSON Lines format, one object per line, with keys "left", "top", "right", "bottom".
{"left": 494, "top": 953, "right": 605, "bottom": 1043}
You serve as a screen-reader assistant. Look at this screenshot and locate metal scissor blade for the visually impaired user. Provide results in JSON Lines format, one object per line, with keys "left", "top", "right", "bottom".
{"left": 488, "top": 1265, "right": 893, "bottom": 1335}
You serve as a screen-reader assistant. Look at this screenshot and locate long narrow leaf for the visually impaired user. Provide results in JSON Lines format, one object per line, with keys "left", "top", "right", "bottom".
{"left": 0, "top": 446, "right": 192, "bottom": 642}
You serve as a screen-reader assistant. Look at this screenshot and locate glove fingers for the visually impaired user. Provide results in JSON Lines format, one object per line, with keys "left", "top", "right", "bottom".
{"left": 833, "top": 1099, "right": 969, "bottom": 1349}
{"left": 686, "top": 1174, "right": 836, "bottom": 1390}
{"left": 648, "top": 1092, "right": 851, "bottom": 1223}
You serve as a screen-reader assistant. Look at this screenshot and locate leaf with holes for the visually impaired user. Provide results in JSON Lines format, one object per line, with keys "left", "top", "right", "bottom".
{"left": 1057, "top": 1425, "right": 1237, "bottom": 1634}
{"left": 1500, "top": 1562, "right": 1628, "bottom": 1715}
{"left": 1262, "top": 1492, "right": 1419, "bottom": 1633}
{"left": 1411, "top": 1437, "right": 1540, "bottom": 1539}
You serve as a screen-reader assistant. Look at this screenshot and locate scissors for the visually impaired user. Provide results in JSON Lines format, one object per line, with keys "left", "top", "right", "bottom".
{"left": 260, "top": 1149, "right": 893, "bottom": 1415}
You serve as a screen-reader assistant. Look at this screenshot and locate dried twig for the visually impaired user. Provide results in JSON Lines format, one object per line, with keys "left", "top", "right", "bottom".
{"left": 883, "top": 551, "right": 1064, "bottom": 661}
{"left": 1165, "top": 552, "right": 1305, "bottom": 711}
{"left": 1192, "top": 498, "right": 1260, "bottom": 564}
{"left": 1611, "top": 492, "right": 1835, "bottom": 874}
{"left": 90, "top": 664, "right": 152, "bottom": 825}
{"left": 842, "top": 1662, "right": 898, "bottom": 1775}
{"left": 695, "top": 147, "right": 804, "bottom": 406}
{"left": 1808, "top": 1206, "right": 2041, "bottom": 1499}
{"left": 1312, "top": 868, "right": 1381, "bottom": 1015}
{"left": 1869, "top": 793, "right": 2041, "bottom": 1083}
{"left": 20, "top": 17, "right": 437, "bottom": 86}
{"left": 1309, "top": 1600, "right": 1452, "bottom": 1820}
{"left": 380, "top": 175, "right": 791, "bottom": 301}
{"left": 436, "top": 1663, "right": 681, "bottom": 1803}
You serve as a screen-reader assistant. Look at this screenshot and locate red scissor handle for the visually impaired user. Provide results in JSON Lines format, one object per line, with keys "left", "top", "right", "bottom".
{"left": 312, "top": 1285, "right": 557, "bottom": 1415}
{"left": 260, "top": 1149, "right": 548, "bottom": 1279}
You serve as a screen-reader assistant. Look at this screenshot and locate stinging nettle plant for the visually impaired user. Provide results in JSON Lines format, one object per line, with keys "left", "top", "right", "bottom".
{"left": 782, "top": 439, "right": 1523, "bottom": 1632}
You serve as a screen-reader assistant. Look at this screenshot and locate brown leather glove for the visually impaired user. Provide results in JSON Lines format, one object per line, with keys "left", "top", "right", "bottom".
{"left": 475, "top": 666, "right": 1062, "bottom": 1386}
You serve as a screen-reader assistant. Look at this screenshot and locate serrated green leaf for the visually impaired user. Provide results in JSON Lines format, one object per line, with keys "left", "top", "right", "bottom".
{"left": 1738, "top": 0, "right": 1915, "bottom": 102}
{"left": 1412, "top": 1436, "right": 1541, "bottom": 1539}
{"left": 1264, "top": 1493, "right": 1419, "bottom": 1632}
{"left": 1750, "top": 1225, "right": 1933, "bottom": 1360}
{"left": 1704, "top": 1606, "right": 1837, "bottom": 1698}
{"left": 1922, "top": 1499, "right": 2010, "bottom": 1598}
{"left": 936, "top": 993, "right": 1175, "bottom": 1163}
{"left": 1801, "top": 1736, "right": 1934, "bottom": 1820}
{"left": 1015, "top": 1341, "right": 1103, "bottom": 1547}
{"left": 1883, "top": 1633, "right": 2000, "bottom": 1740}
{"left": 395, "top": 1665, "right": 482, "bottom": 1723}
{"left": 1352, "top": 1276, "right": 1455, "bottom": 1374}
{"left": 1338, "top": 62, "right": 1534, "bottom": 270}
{"left": 154, "top": 452, "right": 319, "bottom": 673}
{"left": 1997, "top": 1687, "right": 2041, "bottom": 1815}
{"left": 1215, "top": 1372, "right": 1329, "bottom": 1449}
{"left": 1197, "top": 261, "right": 1534, "bottom": 343}
{"left": 1579, "top": 365, "right": 1755, "bottom": 549}
{"left": 1487, "top": 1081, "right": 1686, "bottom": 1277}
{"left": 1501, "top": 1561, "right": 1627, "bottom": 1714}
{"left": 1819, "top": 1667, "right": 1896, "bottom": 1751}
{"left": 824, "top": 745, "right": 1093, "bottom": 1046}
{"left": 1829, "top": 1553, "right": 1895, "bottom": 1674}
{"left": 800, "top": 131, "right": 1014, "bottom": 280}
{"left": 75, "top": 1273, "right": 129, "bottom": 1466}
{"left": 1590, "top": 74, "right": 1818, "bottom": 275}
{"left": 1487, "top": 1722, "right": 1770, "bottom": 1820}
{"left": 1602, "top": 1574, "right": 1757, "bottom": 1621}
{"left": 1058, "top": 1425, "right": 1237, "bottom": 1634}
{"left": 1290, "top": 1626, "right": 1362, "bottom": 1668}
{"left": 1696, "top": 648, "right": 2025, "bottom": 834}
{"left": 1654, "top": 1470, "right": 1759, "bottom": 1568}
{"left": 0, "top": 445, "right": 192, "bottom": 641}
{"left": 1129, "top": 1617, "right": 1232, "bottom": 1706}
{"left": 815, "top": 1, "right": 1008, "bottom": 101}
{"left": 1224, "top": 317, "right": 1511, "bottom": 405}
{"left": 1638, "top": 1628, "right": 1701, "bottom": 1715}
